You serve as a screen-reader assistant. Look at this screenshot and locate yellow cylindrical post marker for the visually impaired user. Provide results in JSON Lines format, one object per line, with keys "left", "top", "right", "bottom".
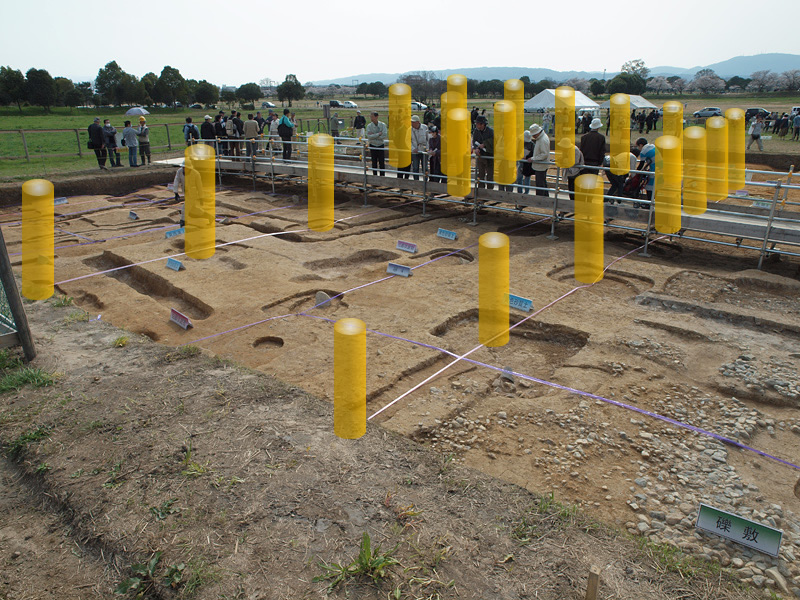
{"left": 479, "top": 232, "right": 509, "bottom": 348}
{"left": 555, "top": 86, "right": 575, "bottom": 168}
{"left": 683, "top": 126, "right": 707, "bottom": 215}
{"left": 706, "top": 116, "right": 728, "bottom": 202}
{"left": 662, "top": 101, "right": 684, "bottom": 141}
{"left": 494, "top": 100, "right": 517, "bottom": 186}
{"left": 447, "top": 74, "right": 468, "bottom": 111}
{"left": 447, "top": 107, "right": 471, "bottom": 197}
{"left": 654, "top": 135, "right": 682, "bottom": 234}
{"left": 388, "top": 83, "right": 411, "bottom": 170}
{"left": 440, "top": 90, "right": 464, "bottom": 176}
{"left": 21, "top": 179, "right": 54, "bottom": 300}
{"left": 334, "top": 318, "right": 366, "bottom": 439}
{"left": 504, "top": 79, "right": 525, "bottom": 160}
{"left": 574, "top": 174, "right": 604, "bottom": 284}
{"left": 184, "top": 144, "right": 216, "bottom": 259}
{"left": 609, "top": 93, "right": 630, "bottom": 176}
{"left": 726, "top": 108, "right": 746, "bottom": 192}
{"left": 309, "top": 133, "right": 334, "bottom": 232}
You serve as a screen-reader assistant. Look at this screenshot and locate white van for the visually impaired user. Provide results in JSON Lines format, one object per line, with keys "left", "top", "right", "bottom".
{"left": 791, "top": 106, "right": 800, "bottom": 117}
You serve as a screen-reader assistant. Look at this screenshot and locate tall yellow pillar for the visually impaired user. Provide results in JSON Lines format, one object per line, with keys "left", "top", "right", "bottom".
{"left": 21, "top": 179, "right": 54, "bottom": 300}
{"left": 334, "top": 318, "right": 366, "bottom": 439}
{"left": 555, "top": 87, "right": 575, "bottom": 168}
{"left": 706, "top": 116, "right": 729, "bottom": 202}
{"left": 662, "top": 101, "right": 684, "bottom": 141}
{"left": 308, "top": 133, "right": 334, "bottom": 232}
{"left": 609, "top": 93, "right": 630, "bottom": 176}
{"left": 574, "top": 174, "right": 604, "bottom": 284}
{"left": 440, "top": 90, "right": 464, "bottom": 176}
{"left": 726, "top": 108, "right": 746, "bottom": 192}
{"left": 683, "top": 126, "right": 707, "bottom": 215}
{"left": 504, "top": 79, "right": 525, "bottom": 160}
{"left": 388, "top": 83, "right": 411, "bottom": 170}
{"left": 654, "top": 135, "right": 682, "bottom": 234}
{"left": 447, "top": 107, "right": 471, "bottom": 197}
{"left": 184, "top": 144, "right": 216, "bottom": 259}
{"left": 494, "top": 100, "right": 517, "bottom": 186}
{"left": 447, "top": 74, "right": 468, "bottom": 111}
{"left": 479, "top": 232, "right": 509, "bottom": 347}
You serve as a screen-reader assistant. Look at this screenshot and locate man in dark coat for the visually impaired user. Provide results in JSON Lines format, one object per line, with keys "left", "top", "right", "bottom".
{"left": 579, "top": 118, "right": 606, "bottom": 175}
{"left": 88, "top": 117, "right": 107, "bottom": 170}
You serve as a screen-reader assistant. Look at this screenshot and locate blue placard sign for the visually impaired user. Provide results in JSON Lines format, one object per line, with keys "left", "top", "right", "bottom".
{"left": 509, "top": 294, "right": 533, "bottom": 312}
{"left": 166, "top": 258, "right": 183, "bottom": 271}
{"left": 54, "top": 197, "right": 68, "bottom": 206}
{"left": 387, "top": 263, "right": 412, "bottom": 278}
{"left": 396, "top": 240, "right": 418, "bottom": 253}
{"left": 165, "top": 227, "right": 185, "bottom": 239}
{"left": 437, "top": 228, "right": 458, "bottom": 241}
{"left": 129, "top": 210, "right": 139, "bottom": 220}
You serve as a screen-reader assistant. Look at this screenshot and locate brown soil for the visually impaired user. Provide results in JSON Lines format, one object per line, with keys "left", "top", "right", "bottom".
{"left": 1, "top": 170, "right": 797, "bottom": 599}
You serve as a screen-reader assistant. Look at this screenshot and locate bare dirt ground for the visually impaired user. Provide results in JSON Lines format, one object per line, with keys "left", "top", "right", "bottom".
{"left": 1, "top": 166, "right": 799, "bottom": 599}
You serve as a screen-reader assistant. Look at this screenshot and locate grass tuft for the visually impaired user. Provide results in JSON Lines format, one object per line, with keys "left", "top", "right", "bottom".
{"left": 314, "top": 532, "right": 399, "bottom": 591}
{"left": 112, "top": 335, "right": 130, "bottom": 348}
{"left": 5, "top": 425, "right": 50, "bottom": 460}
{"left": 0, "top": 366, "right": 54, "bottom": 393}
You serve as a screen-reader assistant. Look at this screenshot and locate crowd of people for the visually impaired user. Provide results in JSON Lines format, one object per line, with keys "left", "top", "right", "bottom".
{"left": 87, "top": 116, "right": 151, "bottom": 170}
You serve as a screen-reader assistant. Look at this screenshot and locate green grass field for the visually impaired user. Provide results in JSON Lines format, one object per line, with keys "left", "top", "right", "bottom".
{"left": 1, "top": 92, "right": 799, "bottom": 181}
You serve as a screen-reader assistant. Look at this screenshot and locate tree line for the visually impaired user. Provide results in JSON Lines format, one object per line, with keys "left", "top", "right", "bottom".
{"left": 0, "top": 62, "right": 309, "bottom": 112}
{"left": 2, "top": 59, "right": 798, "bottom": 113}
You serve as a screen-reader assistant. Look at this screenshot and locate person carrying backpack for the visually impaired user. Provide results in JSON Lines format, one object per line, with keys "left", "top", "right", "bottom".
{"left": 225, "top": 113, "right": 240, "bottom": 156}
{"left": 183, "top": 117, "right": 200, "bottom": 146}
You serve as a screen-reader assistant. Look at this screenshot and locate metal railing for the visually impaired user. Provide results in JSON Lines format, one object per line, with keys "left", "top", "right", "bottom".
{"left": 200, "top": 136, "right": 799, "bottom": 270}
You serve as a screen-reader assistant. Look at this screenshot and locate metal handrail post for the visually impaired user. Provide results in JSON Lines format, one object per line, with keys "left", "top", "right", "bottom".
{"left": 216, "top": 138, "right": 222, "bottom": 187}
{"left": 269, "top": 145, "right": 276, "bottom": 194}
{"left": 251, "top": 146, "right": 256, "bottom": 191}
{"left": 757, "top": 182, "right": 782, "bottom": 269}
{"left": 640, "top": 179, "right": 656, "bottom": 257}
{"left": 422, "top": 151, "right": 429, "bottom": 217}
{"left": 780, "top": 165, "right": 794, "bottom": 208}
{"left": 547, "top": 166, "right": 560, "bottom": 240}
{"left": 362, "top": 142, "right": 369, "bottom": 206}
{"left": 470, "top": 166, "right": 480, "bottom": 226}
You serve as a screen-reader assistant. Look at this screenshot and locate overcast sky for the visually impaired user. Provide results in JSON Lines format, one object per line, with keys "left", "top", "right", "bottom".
{"left": 3, "top": 0, "right": 797, "bottom": 85}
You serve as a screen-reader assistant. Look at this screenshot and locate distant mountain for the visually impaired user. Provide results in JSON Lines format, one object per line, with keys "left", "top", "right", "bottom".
{"left": 313, "top": 53, "right": 800, "bottom": 85}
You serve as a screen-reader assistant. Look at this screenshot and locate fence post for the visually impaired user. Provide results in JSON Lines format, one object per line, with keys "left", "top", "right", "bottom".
{"left": 165, "top": 124, "right": 172, "bottom": 150}
{"left": 74, "top": 129, "right": 82, "bottom": 157}
{"left": 19, "top": 129, "right": 30, "bottom": 162}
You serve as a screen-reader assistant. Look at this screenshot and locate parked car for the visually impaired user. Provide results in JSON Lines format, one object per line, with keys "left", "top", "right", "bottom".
{"left": 745, "top": 107, "right": 770, "bottom": 122}
{"left": 692, "top": 107, "right": 722, "bottom": 118}
{"left": 261, "top": 101, "right": 276, "bottom": 108}
{"left": 411, "top": 101, "right": 427, "bottom": 110}
{"left": 190, "top": 103, "right": 203, "bottom": 109}
{"left": 791, "top": 106, "right": 800, "bottom": 117}
{"left": 329, "top": 100, "right": 341, "bottom": 108}
{"left": 342, "top": 101, "right": 358, "bottom": 108}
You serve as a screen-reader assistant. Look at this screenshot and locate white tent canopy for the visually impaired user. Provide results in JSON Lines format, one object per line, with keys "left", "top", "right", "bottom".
{"left": 524, "top": 89, "right": 600, "bottom": 112}
{"left": 598, "top": 95, "right": 658, "bottom": 110}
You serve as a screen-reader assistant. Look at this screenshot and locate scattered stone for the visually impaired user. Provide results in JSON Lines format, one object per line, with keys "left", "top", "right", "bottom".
{"left": 314, "top": 291, "right": 331, "bottom": 308}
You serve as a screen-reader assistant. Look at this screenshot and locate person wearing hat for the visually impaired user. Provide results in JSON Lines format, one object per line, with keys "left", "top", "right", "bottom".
{"left": 136, "top": 117, "right": 151, "bottom": 165}
{"left": 88, "top": 117, "right": 108, "bottom": 170}
{"left": 528, "top": 123, "right": 550, "bottom": 196}
{"left": 407, "top": 115, "right": 428, "bottom": 180}
{"left": 472, "top": 115, "right": 494, "bottom": 189}
{"left": 428, "top": 125, "right": 442, "bottom": 183}
{"left": 579, "top": 117, "right": 606, "bottom": 176}
{"left": 353, "top": 110, "right": 366, "bottom": 139}
{"left": 201, "top": 115, "right": 216, "bottom": 148}
{"left": 516, "top": 130, "right": 534, "bottom": 193}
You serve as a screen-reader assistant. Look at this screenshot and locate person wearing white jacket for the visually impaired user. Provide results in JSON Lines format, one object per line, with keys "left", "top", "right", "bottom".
{"left": 410, "top": 115, "right": 428, "bottom": 181}
{"left": 529, "top": 124, "right": 550, "bottom": 197}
